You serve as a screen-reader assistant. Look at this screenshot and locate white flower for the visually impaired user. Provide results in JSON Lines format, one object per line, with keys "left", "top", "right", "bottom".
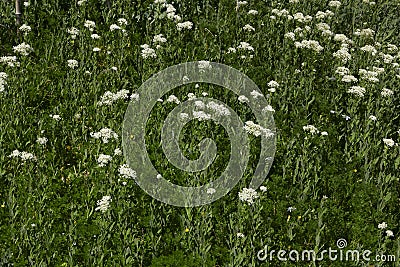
{"left": 262, "top": 105, "right": 275, "bottom": 113}
{"left": 77, "top": 0, "right": 87, "bottom": 6}
{"left": 156, "top": 174, "right": 162, "bottom": 179}
{"left": 386, "top": 230, "right": 394, "bottom": 237}
{"left": 177, "top": 21, "right": 193, "bottom": 31}
{"left": 187, "top": 93, "right": 196, "bottom": 100}
{"left": 294, "top": 40, "right": 324, "bottom": 52}
{"left": 381, "top": 88, "right": 394, "bottom": 97}
{"left": 237, "top": 42, "right": 254, "bottom": 51}
{"left": 67, "top": 27, "right": 79, "bottom": 39}
{"left": 303, "top": 125, "right": 319, "bottom": 134}
{"left": 333, "top": 47, "right": 352, "bottom": 63}
{"left": 93, "top": 47, "right": 101, "bottom": 52}
{"left": 347, "top": 86, "right": 366, "bottom": 97}
{"left": 19, "top": 24, "right": 31, "bottom": 33}
{"left": 259, "top": 186, "right": 267, "bottom": 192}
{"left": 97, "top": 154, "right": 112, "bottom": 167}
{"left": 91, "top": 34, "right": 100, "bottom": 39}
{"left": 250, "top": 90, "right": 263, "bottom": 98}
{"left": 193, "top": 111, "right": 211, "bottom": 121}
{"left": 13, "top": 42, "right": 33, "bottom": 56}
{"left": 248, "top": 10, "right": 258, "bottom": 15}
{"left": 167, "top": 95, "right": 180, "bottom": 104}
{"left": 321, "top": 131, "right": 328, "bottom": 136}
{"left": 0, "top": 72, "right": 7, "bottom": 92}
{"left": 0, "top": 56, "right": 19, "bottom": 67}
{"left": 328, "top": 1, "right": 341, "bottom": 7}
{"left": 110, "top": 24, "right": 121, "bottom": 31}
{"left": 383, "top": 138, "right": 395, "bottom": 147}
{"left": 238, "top": 95, "right": 249, "bottom": 103}
{"left": 194, "top": 100, "right": 205, "bottom": 109}
{"left": 244, "top": 121, "right": 274, "bottom": 138}
{"left": 207, "top": 101, "right": 231, "bottom": 116}
{"left": 111, "top": 66, "right": 118, "bottom": 71}
{"left": 369, "top": 115, "right": 377, "bottom": 121}
{"left": 49, "top": 114, "right": 62, "bottom": 121}
{"left": 180, "top": 113, "right": 189, "bottom": 120}
{"left": 8, "top": 150, "right": 37, "bottom": 161}
{"left": 67, "top": 59, "right": 78, "bottom": 69}
{"left": 36, "top": 137, "right": 48, "bottom": 145}
{"left": 140, "top": 44, "right": 157, "bottom": 59}
{"left": 84, "top": 20, "right": 96, "bottom": 31}
{"left": 237, "top": 232, "right": 245, "bottom": 238}
{"left": 287, "top": 206, "right": 296, "bottom": 212}
{"left": 378, "top": 222, "right": 387, "bottom": 229}
{"left": 90, "top": 128, "right": 118, "bottom": 143}
{"left": 268, "top": 80, "right": 280, "bottom": 88}
{"left": 153, "top": 34, "right": 167, "bottom": 43}
{"left": 341, "top": 75, "right": 358, "bottom": 83}
{"left": 359, "top": 69, "right": 379, "bottom": 83}
{"left": 118, "top": 18, "right": 128, "bottom": 25}
{"left": 239, "top": 188, "right": 259, "bottom": 205}
{"left": 360, "top": 45, "right": 377, "bottom": 56}
{"left": 198, "top": 60, "right": 212, "bottom": 72}
{"left": 114, "top": 148, "right": 122, "bottom": 156}
{"left": 131, "top": 93, "right": 139, "bottom": 101}
{"left": 335, "top": 67, "right": 350, "bottom": 76}
{"left": 284, "top": 32, "right": 295, "bottom": 41}
{"left": 98, "top": 89, "right": 130, "bottom": 106}
{"left": 118, "top": 164, "right": 137, "bottom": 179}
{"left": 95, "top": 196, "right": 112, "bottom": 212}
{"left": 243, "top": 24, "right": 255, "bottom": 32}
{"left": 23, "top": 1, "right": 29, "bottom": 7}
{"left": 207, "top": 188, "right": 216, "bottom": 195}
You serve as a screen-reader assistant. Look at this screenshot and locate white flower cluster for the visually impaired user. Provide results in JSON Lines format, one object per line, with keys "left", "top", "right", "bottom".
{"left": 0, "top": 56, "right": 19, "bottom": 67}
{"left": 0, "top": 72, "right": 7, "bottom": 92}
{"left": 381, "top": 88, "right": 394, "bottom": 97}
{"left": 328, "top": 1, "right": 341, "bottom": 7}
{"left": 198, "top": 60, "right": 212, "bottom": 72}
{"left": 333, "top": 45, "right": 352, "bottom": 63}
{"left": 98, "top": 90, "right": 130, "bottom": 106}
{"left": 67, "top": 27, "right": 79, "bottom": 39}
{"left": 8, "top": 150, "right": 37, "bottom": 161}
{"left": 360, "top": 45, "right": 377, "bottom": 56}
{"left": 206, "top": 101, "right": 231, "bottom": 116}
{"left": 166, "top": 95, "right": 180, "bottom": 104}
{"left": 84, "top": 20, "right": 96, "bottom": 31}
{"left": 294, "top": 40, "right": 324, "bottom": 53}
{"left": 118, "top": 164, "right": 137, "bottom": 179}
{"left": 314, "top": 10, "right": 335, "bottom": 20}
{"left": 140, "top": 44, "right": 157, "bottom": 59}
{"left": 36, "top": 137, "right": 48, "bottom": 145}
{"left": 243, "top": 24, "right": 255, "bottom": 32}
{"left": 177, "top": 21, "right": 193, "bottom": 31}
{"left": 193, "top": 111, "right": 211, "bottom": 121}
{"left": 49, "top": 114, "right": 62, "bottom": 121}
{"left": 303, "top": 125, "right": 319, "bottom": 135}
{"left": 238, "top": 95, "right": 249, "bottom": 103}
{"left": 244, "top": 121, "right": 274, "bottom": 138}
{"left": 13, "top": 42, "right": 34, "bottom": 56}
{"left": 97, "top": 154, "right": 112, "bottom": 167}
{"left": 347, "top": 86, "right": 366, "bottom": 97}
{"left": 378, "top": 222, "right": 395, "bottom": 237}
{"left": 354, "top": 28, "right": 375, "bottom": 39}
{"left": 95, "top": 196, "right": 112, "bottom": 212}
{"left": 90, "top": 128, "right": 119, "bottom": 143}
{"left": 267, "top": 80, "right": 280, "bottom": 92}
{"left": 239, "top": 188, "right": 259, "bottom": 205}
{"left": 153, "top": 34, "right": 167, "bottom": 49}
{"left": 19, "top": 24, "right": 31, "bottom": 33}
{"left": 67, "top": 59, "right": 78, "bottom": 69}
{"left": 383, "top": 138, "right": 396, "bottom": 147}
{"left": 359, "top": 69, "right": 379, "bottom": 83}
